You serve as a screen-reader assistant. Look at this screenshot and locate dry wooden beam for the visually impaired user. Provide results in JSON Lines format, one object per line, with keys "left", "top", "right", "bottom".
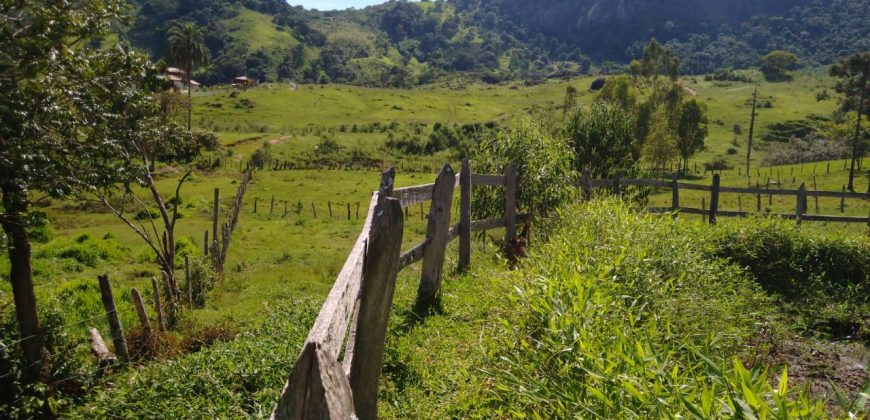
{"left": 394, "top": 183, "right": 435, "bottom": 208}
{"left": 417, "top": 164, "right": 456, "bottom": 307}
{"left": 89, "top": 327, "right": 116, "bottom": 366}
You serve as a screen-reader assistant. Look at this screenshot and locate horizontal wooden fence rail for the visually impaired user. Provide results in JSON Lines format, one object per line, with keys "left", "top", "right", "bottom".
{"left": 579, "top": 168, "right": 870, "bottom": 226}
{"left": 272, "top": 160, "right": 522, "bottom": 419}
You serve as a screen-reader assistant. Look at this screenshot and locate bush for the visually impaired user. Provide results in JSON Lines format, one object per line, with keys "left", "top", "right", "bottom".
{"left": 703, "top": 156, "right": 732, "bottom": 171}
{"left": 709, "top": 219, "right": 870, "bottom": 339}
{"left": 563, "top": 102, "right": 640, "bottom": 178}
{"left": 484, "top": 200, "right": 829, "bottom": 417}
{"left": 1, "top": 297, "right": 99, "bottom": 418}
{"left": 471, "top": 117, "right": 575, "bottom": 219}
{"left": 185, "top": 257, "right": 218, "bottom": 308}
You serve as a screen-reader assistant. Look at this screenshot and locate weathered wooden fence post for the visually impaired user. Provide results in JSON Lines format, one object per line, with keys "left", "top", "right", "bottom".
{"left": 254, "top": 198, "right": 258, "bottom": 214}
{"left": 130, "top": 288, "right": 152, "bottom": 335}
{"left": 709, "top": 174, "right": 720, "bottom": 224}
{"left": 504, "top": 164, "right": 518, "bottom": 263}
{"left": 270, "top": 195, "right": 275, "bottom": 216}
{"left": 459, "top": 159, "right": 472, "bottom": 272}
{"left": 271, "top": 342, "right": 355, "bottom": 419}
{"left": 311, "top": 202, "right": 317, "bottom": 219}
{"left": 813, "top": 176, "right": 820, "bottom": 213}
{"left": 841, "top": 186, "right": 846, "bottom": 213}
{"left": 346, "top": 202, "right": 351, "bottom": 221}
{"left": 670, "top": 172, "right": 679, "bottom": 212}
{"left": 151, "top": 277, "right": 167, "bottom": 332}
{"left": 328, "top": 201, "right": 333, "bottom": 218}
{"left": 348, "top": 195, "right": 404, "bottom": 420}
{"left": 203, "top": 230, "right": 209, "bottom": 256}
{"left": 756, "top": 183, "right": 762, "bottom": 212}
{"left": 97, "top": 275, "right": 129, "bottom": 362}
{"left": 417, "top": 164, "right": 456, "bottom": 307}
{"left": 213, "top": 188, "right": 220, "bottom": 256}
{"left": 796, "top": 183, "right": 806, "bottom": 226}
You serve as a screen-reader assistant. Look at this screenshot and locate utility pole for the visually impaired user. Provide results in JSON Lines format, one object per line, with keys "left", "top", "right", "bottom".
{"left": 746, "top": 86, "right": 758, "bottom": 177}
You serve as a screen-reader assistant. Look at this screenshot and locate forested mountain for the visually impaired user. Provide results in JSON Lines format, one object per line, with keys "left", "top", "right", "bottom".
{"left": 121, "top": 0, "right": 870, "bottom": 86}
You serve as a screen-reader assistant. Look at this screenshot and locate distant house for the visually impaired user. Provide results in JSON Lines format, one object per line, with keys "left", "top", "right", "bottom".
{"left": 233, "top": 76, "right": 257, "bottom": 88}
{"left": 163, "top": 67, "right": 201, "bottom": 91}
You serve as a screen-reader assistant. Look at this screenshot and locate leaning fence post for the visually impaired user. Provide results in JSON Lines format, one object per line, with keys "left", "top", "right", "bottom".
{"left": 459, "top": 159, "right": 472, "bottom": 272}
{"left": 151, "top": 277, "right": 167, "bottom": 332}
{"left": 504, "top": 164, "right": 518, "bottom": 263}
{"left": 709, "top": 174, "right": 720, "bottom": 224}
{"left": 130, "top": 288, "right": 152, "bottom": 335}
{"left": 670, "top": 172, "right": 679, "bottom": 212}
{"left": 417, "top": 164, "right": 456, "bottom": 307}
{"left": 97, "top": 275, "right": 129, "bottom": 362}
{"left": 348, "top": 195, "right": 404, "bottom": 420}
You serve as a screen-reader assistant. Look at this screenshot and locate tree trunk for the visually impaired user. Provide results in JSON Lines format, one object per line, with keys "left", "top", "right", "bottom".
{"left": 187, "top": 59, "right": 193, "bottom": 135}
{"left": 0, "top": 184, "right": 46, "bottom": 379}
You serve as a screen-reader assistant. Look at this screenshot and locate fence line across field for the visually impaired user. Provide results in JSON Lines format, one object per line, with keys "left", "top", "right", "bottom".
{"left": 578, "top": 169, "right": 870, "bottom": 226}
{"left": 270, "top": 160, "right": 521, "bottom": 419}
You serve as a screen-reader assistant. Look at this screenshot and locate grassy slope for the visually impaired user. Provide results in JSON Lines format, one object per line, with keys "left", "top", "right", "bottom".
{"left": 223, "top": 7, "right": 300, "bottom": 52}
{"left": 379, "top": 201, "right": 869, "bottom": 418}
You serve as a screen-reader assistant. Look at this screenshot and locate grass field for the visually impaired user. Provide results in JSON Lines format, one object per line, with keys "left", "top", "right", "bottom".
{"left": 2, "top": 71, "right": 868, "bottom": 417}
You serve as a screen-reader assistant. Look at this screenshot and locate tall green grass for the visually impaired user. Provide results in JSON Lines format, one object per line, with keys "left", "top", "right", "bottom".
{"left": 480, "top": 200, "right": 837, "bottom": 417}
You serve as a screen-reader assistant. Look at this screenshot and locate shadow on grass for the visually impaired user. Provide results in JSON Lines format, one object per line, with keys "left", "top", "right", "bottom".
{"left": 395, "top": 295, "right": 445, "bottom": 335}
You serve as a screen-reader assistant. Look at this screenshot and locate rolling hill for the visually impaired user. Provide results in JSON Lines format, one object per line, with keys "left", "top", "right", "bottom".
{"left": 121, "top": 0, "right": 870, "bottom": 86}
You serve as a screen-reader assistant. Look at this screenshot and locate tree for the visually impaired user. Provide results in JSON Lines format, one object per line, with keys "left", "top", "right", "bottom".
{"left": 595, "top": 76, "right": 638, "bottom": 111}
{"left": 0, "top": 0, "right": 157, "bottom": 380}
{"left": 644, "top": 111, "right": 679, "bottom": 171}
{"left": 563, "top": 86, "right": 578, "bottom": 118}
{"left": 166, "top": 22, "right": 211, "bottom": 135}
{"left": 830, "top": 51, "right": 870, "bottom": 191}
{"left": 760, "top": 50, "right": 798, "bottom": 81}
{"left": 675, "top": 99, "right": 708, "bottom": 172}
{"left": 563, "top": 103, "right": 640, "bottom": 178}
{"left": 641, "top": 39, "right": 679, "bottom": 89}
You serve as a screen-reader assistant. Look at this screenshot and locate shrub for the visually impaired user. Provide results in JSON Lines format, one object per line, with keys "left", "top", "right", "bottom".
{"left": 703, "top": 156, "right": 732, "bottom": 171}
{"left": 471, "top": 117, "right": 575, "bottom": 219}
{"left": 185, "top": 257, "right": 218, "bottom": 308}
{"left": 709, "top": 218, "right": 870, "bottom": 339}
{"left": 563, "top": 102, "right": 640, "bottom": 178}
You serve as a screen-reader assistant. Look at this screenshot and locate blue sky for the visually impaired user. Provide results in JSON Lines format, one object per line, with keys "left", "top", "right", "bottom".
{"left": 287, "top": 0, "right": 389, "bottom": 11}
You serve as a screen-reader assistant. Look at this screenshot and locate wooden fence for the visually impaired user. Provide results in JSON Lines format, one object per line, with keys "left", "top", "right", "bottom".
{"left": 271, "top": 160, "right": 519, "bottom": 419}
{"left": 578, "top": 169, "right": 870, "bottom": 226}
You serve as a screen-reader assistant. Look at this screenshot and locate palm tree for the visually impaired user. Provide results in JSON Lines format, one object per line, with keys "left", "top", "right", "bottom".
{"left": 166, "top": 22, "right": 211, "bottom": 135}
